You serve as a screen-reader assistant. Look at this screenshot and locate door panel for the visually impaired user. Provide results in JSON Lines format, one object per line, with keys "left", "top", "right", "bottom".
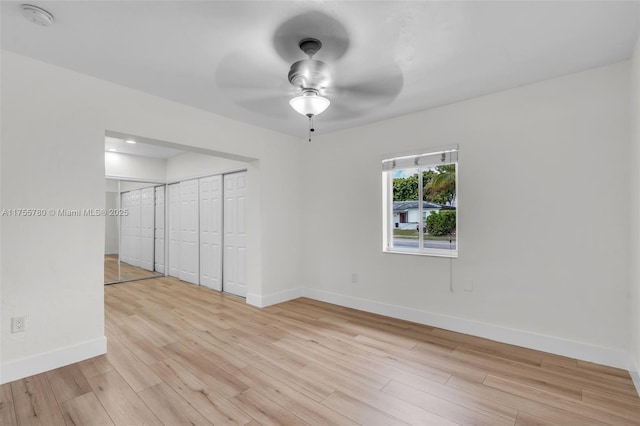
{"left": 129, "top": 190, "right": 141, "bottom": 268}
{"left": 199, "top": 175, "right": 222, "bottom": 291}
{"left": 223, "top": 172, "right": 247, "bottom": 297}
{"left": 140, "top": 187, "right": 155, "bottom": 271}
{"left": 179, "top": 179, "right": 199, "bottom": 284}
{"left": 120, "top": 192, "right": 131, "bottom": 265}
{"left": 155, "top": 185, "right": 165, "bottom": 274}
{"left": 168, "top": 183, "right": 180, "bottom": 278}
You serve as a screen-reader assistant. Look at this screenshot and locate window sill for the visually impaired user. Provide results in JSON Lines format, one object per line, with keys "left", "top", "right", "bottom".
{"left": 383, "top": 247, "right": 458, "bottom": 258}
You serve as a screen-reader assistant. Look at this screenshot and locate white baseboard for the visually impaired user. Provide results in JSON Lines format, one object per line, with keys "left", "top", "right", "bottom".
{"left": 631, "top": 358, "right": 640, "bottom": 397}
{"left": 302, "top": 288, "right": 630, "bottom": 370}
{"left": 247, "top": 287, "right": 303, "bottom": 308}
{"left": 0, "top": 336, "right": 107, "bottom": 384}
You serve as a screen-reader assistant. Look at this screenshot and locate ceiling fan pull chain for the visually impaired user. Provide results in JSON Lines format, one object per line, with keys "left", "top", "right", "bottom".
{"left": 307, "top": 115, "right": 317, "bottom": 142}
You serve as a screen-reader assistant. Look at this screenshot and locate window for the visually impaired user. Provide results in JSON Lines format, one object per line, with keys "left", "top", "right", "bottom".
{"left": 382, "top": 147, "right": 458, "bottom": 257}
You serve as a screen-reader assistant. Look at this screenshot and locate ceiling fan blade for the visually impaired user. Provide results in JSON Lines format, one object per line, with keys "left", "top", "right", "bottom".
{"left": 272, "top": 11, "right": 350, "bottom": 63}
{"left": 216, "top": 51, "right": 299, "bottom": 118}
{"left": 325, "top": 63, "right": 404, "bottom": 119}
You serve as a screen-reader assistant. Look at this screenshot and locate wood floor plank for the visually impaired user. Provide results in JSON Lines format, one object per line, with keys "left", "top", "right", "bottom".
{"left": 105, "top": 324, "right": 169, "bottom": 366}
{"left": 581, "top": 387, "right": 640, "bottom": 420}
{"left": 382, "top": 370, "right": 517, "bottom": 423}
{"left": 273, "top": 337, "right": 392, "bottom": 390}
{"left": 126, "top": 315, "right": 176, "bottom": 347}
{"left": 382, "top": 380, "right": 513, "bottom": 426}
{"left": 234, "top": 365, "right": 359, "bottom": 425}
{"left": 451, "top": 347, "right": 584, "bottom": 400}
{"left": 577, "top": 360, "right": 632, "bottom": 378}
{"left": 10, "top": 374, "right": 66, "bottom": 426}
{"left": 59, "top": 392, "right": 114, "bottom": 426}
{"left": 148, "top": 358, "right": 253, "bottom": 425}
{"left": 161, "top": 342, "right": 249, "bottom": 398}
{"left": 321, "top": 391, "right": 410, "bottom": 426}
{"left": 229, "top": 388, "right": 307, "bottom": 426}
{"left": 482, "top": 374, "right": 639, "bottom": 425}
{"left": 248, "top": 355, "right": 335, "bottom": 402}
{"left": 138, "top": 382, "right": 214, "bottom": 426}
{"left": 447, "top": 375, "right": 606, "bottom": 426}
{"left": 86, "top": 370, "right": 162, "bottom": 426}
{"left": 77, "top": 355, "right": 113, "bottom": 379}
{"left": 103, "top": 333, "right": 163, "bottom": 392}
{"left": 46, "top": 364, "right": 92, "bottom": 403}
{"left": 176, "top": 330, "right": 248, "bottom": 373}
{"left": 515, "top": 411, "right": 559, "bottom": 426}
{"left": 540, "top": 361, "right": 640, "bottom": 398}
{"left": 0, "top": 383, "right": 18, "bottom": 426}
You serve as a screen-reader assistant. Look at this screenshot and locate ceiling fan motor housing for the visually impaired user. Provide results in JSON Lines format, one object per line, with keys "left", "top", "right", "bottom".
{"left": 288, "top": 59, "right": 332, "bottom": 92}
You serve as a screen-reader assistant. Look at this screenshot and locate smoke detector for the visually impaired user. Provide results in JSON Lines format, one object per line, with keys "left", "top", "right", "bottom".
{"left": 21, "top": 4, "right": 54, "bottom": 27}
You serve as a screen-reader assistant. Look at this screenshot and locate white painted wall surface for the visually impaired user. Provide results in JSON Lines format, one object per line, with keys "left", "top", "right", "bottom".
{"left": 1, "top": 55, "right": 107, "bottom": 381}
{"left": 629, "top": 30, "right": 640, "bottom": 386}
{"left": 166, "top": 152, "right": 246, "bottom": 182}
{"left": 302, "top": 62, "right": 631, "bottom": 367}
{"left": 105, "top": 151, "right": 166, "bottom": 182}
{"left": 0, "top": 52, "right": 303, "bottom": 382}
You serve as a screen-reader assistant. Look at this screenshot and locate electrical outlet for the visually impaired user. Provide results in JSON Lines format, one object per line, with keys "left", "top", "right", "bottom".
{"left": 12, "top": 316, "right": 26, "bottom": 333}
{"left": 351, "top": 273, "right": 358, "bottom": 283}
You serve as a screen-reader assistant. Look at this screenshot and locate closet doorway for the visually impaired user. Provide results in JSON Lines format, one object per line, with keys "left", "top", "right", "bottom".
{"left": 167, "top": 171, "right": 247, "bottom": 297}
{"left": 105, "top": 135, "right": 250, "bottom": 298}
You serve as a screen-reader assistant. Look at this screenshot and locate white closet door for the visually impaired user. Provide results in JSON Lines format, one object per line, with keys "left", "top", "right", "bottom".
{"left": 199, "top": 175, "right": 222, "bottom": 291}
{"left": 168, "top": 183, "right": 181, "bottom": 278}
{"left": 179, "top": 179, "right": 199, "bottom": 284}
{"left": 223, "top": 172, "right": 248, "bottom": 297}
{"left": 154, "top": 185, "right": 165, "bottom": 274}
{"left": 140, "top": 187, "right": 155, "bottom": 271}
{"left": 129, "top": 190, "right": 142, "bottom": 267}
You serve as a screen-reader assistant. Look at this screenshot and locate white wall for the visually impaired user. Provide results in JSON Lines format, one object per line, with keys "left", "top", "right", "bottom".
{"left": 166, "top": 151, "right": 246, "bottom": 182}
{"left": 629, "top": 30, "right": 640, "bottom": 387}
{"left": 302, "top": 62, "right": 631, "bottom": 368}
{"left": 0, "top": 51, "right": 303, "bottom": 383}
{"left": 105, "top": 151, "right": 166, "bottom": 182}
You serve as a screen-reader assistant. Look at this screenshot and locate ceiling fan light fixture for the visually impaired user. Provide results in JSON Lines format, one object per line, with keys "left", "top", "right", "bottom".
{"left": 289, "top": 90, "right": 330, "bottom": 117}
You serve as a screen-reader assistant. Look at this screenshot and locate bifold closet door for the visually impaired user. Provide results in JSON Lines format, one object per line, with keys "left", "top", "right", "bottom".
{"left": 223, "top": 172, "right": 248, "bottom": 297}
{"left": 129, "top": 190, "right": 142, "bottom": 267}
{"left": 155, "top": 186, "right": 165, "bottom": 274}
{"left": 199, "top": 175, "right": 222, "bottom": 291}
{"left": 168, "top": 183, "right": 180, "bottom": 278}
{"left": 139, "top": 187, "right": 155, "bottom": 271}
{"left": 179, "top": 179, "right": 199, "bottom": 285}
{"left": 120, "top": 192, "right": 130, "bottom": 264}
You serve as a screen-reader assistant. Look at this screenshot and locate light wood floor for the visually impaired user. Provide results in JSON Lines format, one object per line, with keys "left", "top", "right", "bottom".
{"left": 104, "top": 254, "right": 162, "bottom": 283}
{"left": 2, "top": 277, "right": 639, "bottom": 425}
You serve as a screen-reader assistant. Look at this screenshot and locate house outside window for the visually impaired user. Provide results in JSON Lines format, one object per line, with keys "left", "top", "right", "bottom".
{"left": 382, "top": 147, "right": 458, "bottom": 257}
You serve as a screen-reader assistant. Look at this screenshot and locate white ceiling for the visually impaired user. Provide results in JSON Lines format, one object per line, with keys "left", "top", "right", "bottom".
{"left": 2, "top": 1, "right": 638, "bottom": 138}
{"left": 105, "top": 136, "right": 185, "bottom": 159}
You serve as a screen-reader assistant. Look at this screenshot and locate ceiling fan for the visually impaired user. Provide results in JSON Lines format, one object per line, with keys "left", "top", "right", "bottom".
{"left": 287, "top": 38, "right": 331, "bottom": 118}
{"left": 215, "top": 11, "right": 404, "bottom": 140}
{"left": 287, "top": 38, "right": 332, "bottom": 140}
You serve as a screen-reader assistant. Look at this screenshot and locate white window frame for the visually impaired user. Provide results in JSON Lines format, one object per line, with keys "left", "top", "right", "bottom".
{"left": 382, "top": 146, "right": 458, "bottom": 258}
